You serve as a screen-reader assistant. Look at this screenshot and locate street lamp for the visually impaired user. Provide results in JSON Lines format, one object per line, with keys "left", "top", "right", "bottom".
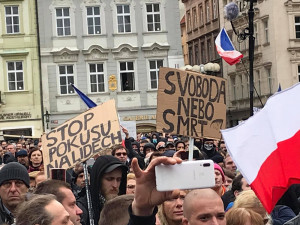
{"left": 44, "top": 110, "right": 50, "bottom": 130}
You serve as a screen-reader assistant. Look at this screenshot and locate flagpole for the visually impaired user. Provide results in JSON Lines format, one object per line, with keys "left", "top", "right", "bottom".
{"left": 249, "top": 0, "right": 254, "bottom": 116}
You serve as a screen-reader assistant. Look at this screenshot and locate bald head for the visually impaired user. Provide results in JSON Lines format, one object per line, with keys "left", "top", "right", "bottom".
{"left": 182, "top": 189, "right": 226, "bottom": 225}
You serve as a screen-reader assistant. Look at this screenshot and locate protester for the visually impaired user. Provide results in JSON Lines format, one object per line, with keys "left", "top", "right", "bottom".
{"left": 223, "top": 168, "right": 235, "bottom": 191}
{"left": 174, "top": 141, "right": 185, "bottom": 152}
{"left": 35, "top": 171, "right": 46, "bottom": 187}
{"left": 112, "top": 144, "right": 128, "bottom": 164}
{"left": 77, "top": 155, "right": 128, "bottom": 225}
{"left": 223, "top": 154, "right": 237, "bottom": 174}
{"left": 98, "top": 194, "right": 134, "bottom": 225}
{"left": 226, "top": 208, "right": 264, "bottom": 225}
{"left": 221, "top": 174, "right": 251, "bottom": 210}
{"left": 126, "top": 173, "right": 136, "bottom": 195}
{"left": 157, "top": 190, "right": 187, "bottom": 225}
{"left": 35, "top": 179, "right": 83, "bottom": 225}
{"left": 212, "top": 163, "right": 226, "bottom": 196}
{"left": 182, "top": 189, "right": 226, "bottom": 225}
{"left": 16, "top": 194, "right": 73, "bottom": 225}
{"left": 0, "top": 162, "right": 30, "bottom": 224}
{"left": 6, "top": 144, "right": 16, "bottom": 158}
{"left": 15, "top": 149, "right": 29, "bottom": 169}
{"left": 201, "top": 138, "right": 223, "bottom": 160}
{"left": 233, "top": 190, "right": 270, "bottom": 224}
{"left": 28, "top": 148, "right": 43, "bottom": 172}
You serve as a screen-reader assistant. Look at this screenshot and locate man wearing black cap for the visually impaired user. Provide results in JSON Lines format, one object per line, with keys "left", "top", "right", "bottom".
{"left": 0, "top": 162, "right": 29, "bottom": 224}
{"left": 77, "top": 155, "right": 128, "bottom": 225}
{"left": 16, "top": 149, "right": 29, "bottom": 169}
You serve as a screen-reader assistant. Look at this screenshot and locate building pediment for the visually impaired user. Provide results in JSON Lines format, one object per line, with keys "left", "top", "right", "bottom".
{"left": 51, "top": 47, "right": 79, "bottom": 63}
{"left": 142, "top": 42, "right": 169, "bottom": 58}
{"left": 82, "top": 45, "right": 109, "bottom": 61}
{"left": 112, "top": 44, "right": 138, "bottom": 59}
{"left": 285, "top": 0, "right": 300, "bottom": 12}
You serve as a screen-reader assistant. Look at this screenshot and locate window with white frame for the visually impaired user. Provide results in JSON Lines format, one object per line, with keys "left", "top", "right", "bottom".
{"left": 295, "top": 17, "right": 300, "bottom": 39}
{"left": 56, "top": 8, "right": 71, "bottom": 36}
{"left": 263, "top": 19, "right": 269, "bottom": 43}
{"left": 149, "top": 59, "right": 163, "bottom": 89}
{"left": 58, "top": 65, "right": 74, "bottom": 94}
{"left": 89, "top": 63, "right": 105, "bottom": 92}
{"left": 199, "top": 4, "right": 204, "bottom": 26}
{"left": 266, "top": 67, "right": 272, "bottom": 94}
{"left": 255, "top": 70, "right": 261, "bottom": 95}
{"left": 5, "top": 6, "right": 19, "bottom": 34}
{"left": 298, "top": 65, "right": 300, "bottom": 82}
{"left": 87, "top": 6, "right": 101, "bottom": 35}
{"left": 205, "top": 0, "right": 210, "bottom": 23}
{"left": 212, "top": 0, "right": 218, "bottom": 20}
{"left": 192, "top": 7, "right": 197, "bottom": 29}
{"left": 146, "top": 3, "right": 161, "bottom": 32}
{"left": 120, "top": 61, "right": 134, "bottom": 91}
{"left": 7, "top": 61, "right": 23, "bottom": 91}
{"left": 117, "top": 5, "right": 131, "bottom": 33}
{"left": 254, "top": 23, "right": 258, "bottom": 46}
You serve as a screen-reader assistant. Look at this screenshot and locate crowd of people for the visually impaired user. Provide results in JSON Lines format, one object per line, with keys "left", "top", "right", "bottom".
{"left": 0, "top": 128, "right": 299, "bottom": 225}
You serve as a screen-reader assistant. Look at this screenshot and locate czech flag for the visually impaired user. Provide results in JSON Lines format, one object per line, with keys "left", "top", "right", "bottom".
{"left": 221, "top": 83, "right": 300, "bottom": 213}
{"left": 215, "top": 28, "right": 243, "bottom": 65}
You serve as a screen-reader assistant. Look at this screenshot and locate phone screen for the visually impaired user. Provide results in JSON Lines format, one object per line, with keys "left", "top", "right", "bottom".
{"left": 180, "top": 151, "right": 189, "bottom": 160}
{"left": 50, "top": 168, "right": 66, "bottom": 182}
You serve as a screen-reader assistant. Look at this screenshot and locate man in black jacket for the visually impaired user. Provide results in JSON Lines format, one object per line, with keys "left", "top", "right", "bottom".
{"left": 0, "top": 162, "right": 29, "bottom": 225}
{"left": 77, "top": 155, "right": 128, "bottom": 225}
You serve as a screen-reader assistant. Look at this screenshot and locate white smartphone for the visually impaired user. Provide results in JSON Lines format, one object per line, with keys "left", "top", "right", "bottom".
{"left": 155, "top": 160, "right": 215, "bottom": 191}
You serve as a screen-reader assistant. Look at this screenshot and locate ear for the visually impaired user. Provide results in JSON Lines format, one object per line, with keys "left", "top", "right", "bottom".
{"left": 234, "top": 190, "right": 240, "bottom": 197}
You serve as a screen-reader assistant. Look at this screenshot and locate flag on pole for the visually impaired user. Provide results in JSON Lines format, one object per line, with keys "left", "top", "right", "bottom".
{"left": 215, "top": 28, "right": 243, "bottom": 65}
{"left": 71, "top": 84, "right": 97, "bottom": 108}
{"left": 221, "top": 83, "right": 300, "bottom": 213}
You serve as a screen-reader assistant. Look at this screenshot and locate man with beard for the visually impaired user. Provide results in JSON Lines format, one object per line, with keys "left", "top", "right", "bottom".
{"left": 15, "top": 150, "right": 29, "bottom": 169}
{"left": 77, "top": 155, "right": 128, "bottom": 225}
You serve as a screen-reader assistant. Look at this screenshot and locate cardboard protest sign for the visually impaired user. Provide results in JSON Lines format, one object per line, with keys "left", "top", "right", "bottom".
{"left": 156, "top": 68, "right": 226, "bottom": 139}
{"left": 42, "top": 99, "right": 122, "bottom": 177}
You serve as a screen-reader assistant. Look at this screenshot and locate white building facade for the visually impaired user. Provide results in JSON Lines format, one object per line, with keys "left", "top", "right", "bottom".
{"left": 37, "top": 0, "right": 184, "bottom": 133}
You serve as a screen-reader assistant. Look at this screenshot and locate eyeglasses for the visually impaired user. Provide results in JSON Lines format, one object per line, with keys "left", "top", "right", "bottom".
{"left": 116, "top": 152, "right": 127, "bottom": 156}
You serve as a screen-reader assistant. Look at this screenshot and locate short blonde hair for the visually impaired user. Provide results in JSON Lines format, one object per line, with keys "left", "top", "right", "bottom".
{"left": 233, "top": 190, "right": 266, "bottom": 218}
{"left": 127, "top": 173, "right": 136, "bottom": 181}
{"left": 226, "top": 208, "right": 264, "bottom": 225}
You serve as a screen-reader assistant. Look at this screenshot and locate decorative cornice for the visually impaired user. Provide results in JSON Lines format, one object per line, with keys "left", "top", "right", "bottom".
{"left": 112, "top": 44, "right": 138, "bottom": 59}
{"left": 82, "top": 45, "right": 109, "bottom": 61}
{"left": 141, "top": 42, "right": 170, "bottom": 51}
{"left": 51, "top": 47, "right": 79, "bottom": 55}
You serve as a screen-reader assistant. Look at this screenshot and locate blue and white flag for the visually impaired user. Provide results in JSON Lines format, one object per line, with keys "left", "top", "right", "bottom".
{"left": 215, "top": 28, "right": 243, "bottom": 65}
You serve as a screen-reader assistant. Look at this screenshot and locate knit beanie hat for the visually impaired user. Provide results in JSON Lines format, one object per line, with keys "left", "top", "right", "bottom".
{"left": 214, "top": 163, "right": 225, "bottom": 183}
{"left": 0, "top": 162, "right": 30, "bottom": 187}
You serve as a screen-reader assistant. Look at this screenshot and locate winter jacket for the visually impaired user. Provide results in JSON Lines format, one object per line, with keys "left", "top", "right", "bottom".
{"left": 0, "top": 199, "right": 14, "bottom": 225}
{"left": 77, "top": 155, "right": 127, "bottom": 225}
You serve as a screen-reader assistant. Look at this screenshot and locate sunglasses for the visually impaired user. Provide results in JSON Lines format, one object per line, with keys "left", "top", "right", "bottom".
{"left": 116, "top": 152, "right": 127, "bottom": 156}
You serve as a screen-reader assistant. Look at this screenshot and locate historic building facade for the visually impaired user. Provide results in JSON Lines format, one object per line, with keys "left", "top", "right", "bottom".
{"left": 37, "top": 0, "right": 184, "bottom": 133}
{"left": 182, "top": 0, "right": 222, "bottom": 72}
{"left": 0, "top": 0, "right": 43, "bottom": 139}
{"left": 220, "top": 0, "right": 300, "bottom": 126}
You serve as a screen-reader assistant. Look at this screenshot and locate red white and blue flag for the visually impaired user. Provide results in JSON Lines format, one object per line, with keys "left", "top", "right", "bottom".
{"left": 221, "top": 83, "right": 300, "bottom": 213}
{"left": 215, "top": 28, "right": 243, "bottom": 65}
